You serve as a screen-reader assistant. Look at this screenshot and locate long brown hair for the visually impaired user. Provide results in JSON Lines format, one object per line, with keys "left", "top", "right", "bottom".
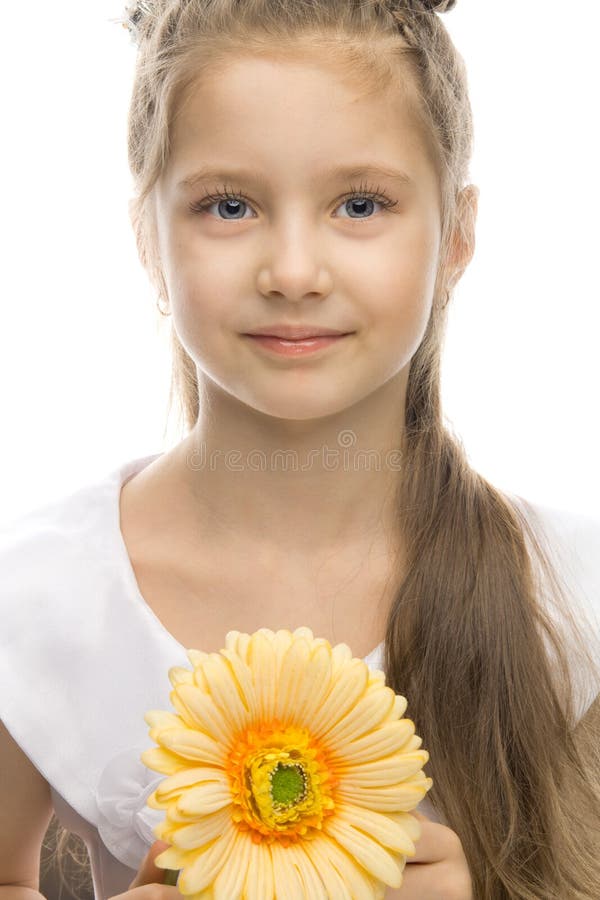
{"left": 53, "top": 1, "right": 600, "bottom": 897}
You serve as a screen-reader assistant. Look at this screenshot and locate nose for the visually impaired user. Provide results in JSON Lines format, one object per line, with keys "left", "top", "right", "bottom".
{"left": 256, "top": 223, "right": 334, "bottom": 301}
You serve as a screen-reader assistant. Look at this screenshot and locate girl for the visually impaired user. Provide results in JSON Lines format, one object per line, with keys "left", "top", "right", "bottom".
{"left": 1, "top": 1, "right": 599, "bottom": 898}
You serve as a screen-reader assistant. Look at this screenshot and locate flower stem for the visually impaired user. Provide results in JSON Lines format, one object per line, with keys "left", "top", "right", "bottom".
{"left": 163, "top": 869, "right": 180, "bottom": 886}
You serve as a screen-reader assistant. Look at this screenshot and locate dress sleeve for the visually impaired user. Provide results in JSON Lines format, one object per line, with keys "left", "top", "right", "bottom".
{"left": 0, "top": 481, "right": 202, "bottom": 870}
{"left": 0, "top": 495, "right": 109, "bottom": 826}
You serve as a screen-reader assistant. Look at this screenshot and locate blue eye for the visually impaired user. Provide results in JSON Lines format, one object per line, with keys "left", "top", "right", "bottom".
{"left": 189, "top": 189, "right": 251, "bottom": 221}
{"left": 188, "top": 181, "right": 399, "bottom": 222}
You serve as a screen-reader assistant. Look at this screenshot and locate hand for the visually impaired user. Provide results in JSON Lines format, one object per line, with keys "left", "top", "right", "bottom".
{"left": 385, "top": 811, "right": 474, "bottom": 899}
{"left": 108, "top": 840, "right": 182, "bottom": 899}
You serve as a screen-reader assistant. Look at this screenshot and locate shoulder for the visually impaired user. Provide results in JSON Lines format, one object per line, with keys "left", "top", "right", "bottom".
{"left": 0, "top": 486, "right": 99, "bottom": 572}
{"left": 0, "top": 452, "right": 160, "bottom": 600}
{"left": 0, "top": 470, "right": 117, "bottom": 608}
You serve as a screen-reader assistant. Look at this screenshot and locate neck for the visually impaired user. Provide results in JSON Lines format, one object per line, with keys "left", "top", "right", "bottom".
{"left": 168, "top": 370, "right": 408, "bottom": 561}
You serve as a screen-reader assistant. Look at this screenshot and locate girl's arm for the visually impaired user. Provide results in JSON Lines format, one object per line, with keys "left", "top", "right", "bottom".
{"left": 0, "top": 721, "right": 54, "bottom": 898}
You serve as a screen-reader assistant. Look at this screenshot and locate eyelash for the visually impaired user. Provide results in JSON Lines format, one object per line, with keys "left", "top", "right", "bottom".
{"left": 187, "top": 180, "right": 399, "bottom": 220}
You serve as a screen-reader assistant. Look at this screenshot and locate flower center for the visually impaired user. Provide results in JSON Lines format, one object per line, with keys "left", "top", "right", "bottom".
{"left": 270, "top": 762, "right": 306, "bottom": 807}
{"left": 226, "top": 722, "right": 336, "bottom": 845}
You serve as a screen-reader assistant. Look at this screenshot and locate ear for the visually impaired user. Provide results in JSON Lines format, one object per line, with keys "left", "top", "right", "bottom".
{"left": 447, "top": 183, "right": 479, "bottom": 289}
{"left": 128, "top": 194, "right": 170, "bottom": 305}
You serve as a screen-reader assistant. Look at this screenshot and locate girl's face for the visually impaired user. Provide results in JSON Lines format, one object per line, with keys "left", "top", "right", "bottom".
{"left": 155, "top": 55, "right": 442, "bottom": 421}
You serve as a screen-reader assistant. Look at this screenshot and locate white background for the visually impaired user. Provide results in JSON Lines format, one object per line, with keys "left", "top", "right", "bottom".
{"left": 1, "top": 0, "right": 598, "bottom": 522}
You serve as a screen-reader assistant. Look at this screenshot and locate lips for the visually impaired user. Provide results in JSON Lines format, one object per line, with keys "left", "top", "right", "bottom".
{"left": 245, "top": 333, "right": 350, "bottom": 357}
{"left": 245, "top": 325, "right": 352, "bottom": 340}
{"left": 261, "top": 334, "right": 343, "bottom": 340}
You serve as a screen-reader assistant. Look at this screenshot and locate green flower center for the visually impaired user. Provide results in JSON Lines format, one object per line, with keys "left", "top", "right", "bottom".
{"left": 270, "top": 762, "right": 307, "bottom": 808}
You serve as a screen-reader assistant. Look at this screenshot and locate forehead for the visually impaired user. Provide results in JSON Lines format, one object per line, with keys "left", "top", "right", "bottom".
{"left": 163, "top": 54, "right": 438, "bottom": 197}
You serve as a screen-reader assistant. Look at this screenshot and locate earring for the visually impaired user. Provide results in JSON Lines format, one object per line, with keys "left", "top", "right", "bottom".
{"left": 156, "top": 294, "right": 171, "bottom": 316}
{"left": 441, "top": 288, "right": 451, "bottom": 309}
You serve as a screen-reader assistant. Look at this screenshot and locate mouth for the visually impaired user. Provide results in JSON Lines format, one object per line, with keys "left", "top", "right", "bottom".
{"left": 246, "top": 333, "right": 353, "bottom": 340}
{"left": 243, "top": 332, "right": 353, "bottom": 357}
{"left": 243, "top": 325, "right": 354, "bottom": 340}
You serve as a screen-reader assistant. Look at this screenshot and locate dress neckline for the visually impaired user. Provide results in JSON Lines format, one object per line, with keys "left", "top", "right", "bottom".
{"left": 107, "top": 451, "right": 384, "bottom": 665}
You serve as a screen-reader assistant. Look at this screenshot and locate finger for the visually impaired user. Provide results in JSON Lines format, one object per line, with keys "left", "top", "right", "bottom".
{"left": 128, "top": 840, "right": 173, "bottom": 889}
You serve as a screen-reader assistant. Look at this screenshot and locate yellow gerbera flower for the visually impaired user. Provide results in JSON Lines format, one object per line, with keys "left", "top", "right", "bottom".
{"left": 141, "top": 627, "right": 433, "bottom": 899}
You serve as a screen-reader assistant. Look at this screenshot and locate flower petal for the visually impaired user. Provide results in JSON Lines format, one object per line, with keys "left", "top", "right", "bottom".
{"left": 330, "top": 641, "right": 353, "bottom": 671}
{"left": 154, "top": 766, "right": 227, "bottom": 801}
{"left": 226, "top": 629, "right": 252, "bottom": 662}
{"left": 282, "top": 842, "right": 329, "bottom": 899}
{"left": 163, "top": 807, "right": 231, "bottom": 850}
{"left": 306, "top": 658, "right": 369, "bottom": 736}
{"left": 385, "top": 810, "right": 423, "bottom": 843}
{"left": 331, "top": 719, "right": 416, "bottom": 764}
{"left": 140, "top": 746, "right": 190, "bottom": 777}
{"left": 247, "top": 630, "right": 278, "bottom": 722}
{"left": 166, "top": 806, "right": 232, "bottom": 851}
{"left": 219, "top": 649, "right": 258, "bottom": 720}
{"left": 174, "top": 773, "right": 232, "bottom": 816}
{"left": 307, "top": 834, "right": 382, "bottom": 900}
{"left": 323, "top": 815, "right": 404, "bottom": 888}
{"left": 273, "top": 636, "right": 312, "bottom": 724}
{"left": 272, "top": 628, "right": 294, "bottom": 673}
{"left": 168, "top": 665, "right": 195, "bottom": 687}
{"left": 292, "top": 626, "right": 315, "bottom": 641}
{"left": 335, "top": 801, "right": 417, "bottom": 855}
{"left": 337, "top": 750, "right": 430, "bottom": 786}
{"left": 287, "top": 642, "right": 333, "bottom": 729}
{"left": 173, "top": 683, "right": 234, "bottom": 745}
{"left": 318, "top": 681, "right": 395, "bottom": 745}
{"left": 401, "top": 734, "right": 423, "bottom": 751}
{"left": 187, "top": 648, "right": 209, "bottom": 668}
{"left": 270, "top": 841, "right": 307, "bottom": 900}
{"left": 212, "top": 827, "right": 253, "bottom": 898}
{"left": 198, "top": 653, "right": 252, "bottom": 734}
{"left": 154, "top": 843, "right": 202, "bottom": 871}
{"left": 177, "top": 822, "right": 238, "bottom": 895}
{"left": 337, "top": 772, "right": 434, "bottom": 812}
{"left": 156, "top": 727, "right": 227, "bottom": 767}
{"left": 144, "top": 710, "right": 185, "bottom": 732}
{"left": 293, "top": 843, "right": 352, "bottom": 900}
{"left": 225, "top": 629, "right": 243, "bottom": 652}
{"left": 244, "top": 837, "right": 275, "bottom": 900}
{"left": 385, "top": 693, "right": 409, "bottom": 721}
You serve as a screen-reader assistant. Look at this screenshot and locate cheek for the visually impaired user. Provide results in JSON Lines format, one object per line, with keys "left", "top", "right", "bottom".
{"left": 359, "top": 205, "right": 439, "bottom": 306}
{"left": 365, "top": 248, "right": 436, "bottom": 342}
{"left": 355, "top": 228, "right": 438, "bottom": 378}
{"left": 168, "top": 261, "right": 245, "bottom": 379}
{"left": 366, "top": 291, "right": 432, "bottom": 383}
{"left": 165, "top": 229, "right": 240, "bottom": 327}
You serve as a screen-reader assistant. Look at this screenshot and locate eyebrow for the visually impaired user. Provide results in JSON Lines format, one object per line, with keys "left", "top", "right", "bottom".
{"left": 177, "top": 163, "right": 414, "bottom": 190}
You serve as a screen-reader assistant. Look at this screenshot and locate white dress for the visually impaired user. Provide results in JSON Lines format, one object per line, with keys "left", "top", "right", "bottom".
{"left": 0, "top": 452, "right": 598, "bottom": 899}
